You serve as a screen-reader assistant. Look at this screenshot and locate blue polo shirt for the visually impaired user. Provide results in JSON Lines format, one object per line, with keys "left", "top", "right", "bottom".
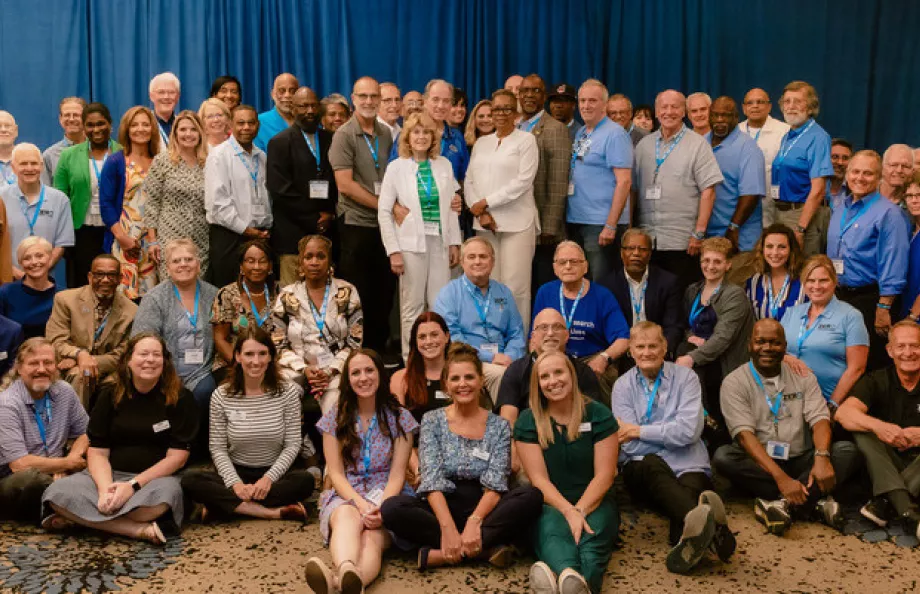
{"left": 390, "top": 122, "right": 469, "bottom": 181}
{"left": 567, "top": 117, "right": 634, "bottom": 226}
{"left": 780, "top": 297, "right": 869, "bottom": 400}
{"left": 254, "top": 107, "right": 290, "bottom": 152}
{"left": 532, "top": 280, "right": 629, "bottom": 358}
{"left": 705, "top": 128, "right": 765, "bottom": 251}
{"left": 826, "top": 191, "right": 909, "bottom": 295}
{"left": 771, "top": 118, "right": 833, "bottom": 203}
{"left": 0, "top": 184, "right": 74, "bottom": 286}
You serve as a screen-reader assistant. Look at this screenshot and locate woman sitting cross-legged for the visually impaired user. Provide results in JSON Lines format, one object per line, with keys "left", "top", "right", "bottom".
{"left": 305, "top": 349, "right": 417, "bottom": 594}
{"left": 41, "top": 332, "right": 198, "bottom": 543}
{"left": 381, "top": 342, "right": 543, "bottom": 571}
{"left": 181, "top": 326, "right": 314, "bottom": 523}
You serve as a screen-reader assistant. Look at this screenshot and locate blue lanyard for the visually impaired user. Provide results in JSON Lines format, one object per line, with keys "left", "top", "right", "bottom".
{"left": 655, "top": 128, "right": 686, "bottom": 176}
{"left": 91, "top": 151, "right": 110, "bottom": 183}
{"left": 796, "top": 305, "right": 826, "bottom": 353}
{"left": 363, "top": 134, "right": 380, "bottom": 170}
{"left": 1, "top": 162, "right": 14, "bottom": 186}
{"left": 157, "top": 120, "right": 170, "bottom": 147}
{"left": 173, "top": 282, "right": 201, "bottom": 329}
{"left": 462, "top": 275, "right": 493, "bottom": 339}
{"left": 570, "top": 118, "right": 606, "bottom": 172}
{"left": 748, "top": 361, "right": 783, "bottom": 423}
{"left": 637, "top": 369, "right": 663, "bottom": 423}
{"left": 32, "top": 393, "right": 52, "bottom": 452}
{"left": 242, "top": 281, "right": 269, "bottom": 327}
{"left": 765, "top": 275, "right": 790, "bottom": 320}
{"left": 416, "top": 163, "right": 435, "bottom": 208}
{"left": 689, "top": 285, "right": 720, "bottom": 326}
{"left": 519, "top": 116, "right": 539, "bottom": 133}
{"left": 231, "top": 138, "right": 260, "bottom": 187}
{"left": 558, "top": 280, "right": 586, "bottom": 330}
{"left": 359, "top": 414, "right": 378, "bottom": 476}
{"left": 746, "top": 124, "right": 762, "bottom": 142}
{"left": 93, "top": 308, "right": 111, "bottom": 342}
{"left": 839, "top": 194, "right": 879, "bottom": 237}
{"left": 775, "top": 120, "right": 814, "bottom": 167}
{"left": 21, "top": 186, "right": 47, "bottom": 237}
{"left": 301, "top": 130, "right": 321, "bottom": 172}
{"left": 309, "top": 280, "right": 332, "bottom": 335}
{"left": 630, "top": 277, "right": 648, "bottom": 323}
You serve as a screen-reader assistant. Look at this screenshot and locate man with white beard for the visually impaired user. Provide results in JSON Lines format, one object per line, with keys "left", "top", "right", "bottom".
{"left": 769, "top": 81, "right": 833, "bottom": 256}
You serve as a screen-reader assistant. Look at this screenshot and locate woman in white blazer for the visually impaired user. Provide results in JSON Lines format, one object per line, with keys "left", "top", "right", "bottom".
{"left": 378, "top": 113, "right": 462, "bottom": 360}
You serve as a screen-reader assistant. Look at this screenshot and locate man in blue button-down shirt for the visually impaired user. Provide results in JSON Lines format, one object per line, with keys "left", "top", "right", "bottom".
{"left": 827, "top": 150, "right": 909, "bottom": 371}
{"left": 613, "top": 321, "right": 735, "bottom": 573}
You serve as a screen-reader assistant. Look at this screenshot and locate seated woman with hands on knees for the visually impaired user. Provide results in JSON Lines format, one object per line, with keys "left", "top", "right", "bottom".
{"left": 305, "top": 349, "right": 416, "bottom": 594}
{"left": 41, "top": 333, "right": 198, "bottom": 544}
{"left": 181, "top": 326, "right": 314, "bottom": 523}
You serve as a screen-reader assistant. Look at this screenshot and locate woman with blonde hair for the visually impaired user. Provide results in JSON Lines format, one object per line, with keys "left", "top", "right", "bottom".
{"left": 0, "top": 236, "right": 57, "bottom": 338}
{"left": 144, "top": 110, "right": 211, "bottom": 279}
{"left": 99, "top": 106, "right": 160, "bottom": 299}
{"left": 464, "top": 100, "right": 494, "bottom": 148}
{"left": 198, "top": 98, "right": 232, "bottom": 148}
{"left": 378, "top": 112, "right": 462, "bottom": 360}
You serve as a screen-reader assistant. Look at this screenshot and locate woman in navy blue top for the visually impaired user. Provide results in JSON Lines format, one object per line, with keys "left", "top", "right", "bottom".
{"left": 0, "top": 236, "right": 57, "bottom": 338}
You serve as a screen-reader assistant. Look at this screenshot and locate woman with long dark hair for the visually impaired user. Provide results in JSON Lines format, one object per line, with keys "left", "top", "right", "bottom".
{"left": 744, "top": 224, "right": 807, "bottom": 321}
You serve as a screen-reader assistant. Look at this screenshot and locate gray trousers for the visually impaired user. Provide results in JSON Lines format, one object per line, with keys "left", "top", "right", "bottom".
{"left": 0, "top": 469, "right": 53, "bottom": 524}
{"left": 773, "top": 204, "right": 829, "bottom": 257}
{"left": 853, "top": 431, "right": 920, "bottom": 498}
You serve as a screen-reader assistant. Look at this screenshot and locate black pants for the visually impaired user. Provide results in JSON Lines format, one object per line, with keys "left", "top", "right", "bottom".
{"left": 381, "top": 480, "right": 543, "bottom": 550}
{"left": 836, "top": 284, "right": 893, "bottom": 372}
{"left": 0, "top": 469, "right": 53, "bottom": 525}
{"left": 336, "top": 220, "right": 395, "bottom": 352}
{"left": 532, "top": 243, "right": 558, "bottom": 298}
{"left": 621, "top": 455, "right": 713, "bottom": 544}
{"left": 652, "top": 249, "right": 701, "bottom": 295}
{"left": 208, "top": 224, "right": 248, "bottom": 288}
{"left": 68, "top": 225, "right": 106, "bottom": 288}
{"left": 181, "top": 465, "right": 315, "bottom": 518}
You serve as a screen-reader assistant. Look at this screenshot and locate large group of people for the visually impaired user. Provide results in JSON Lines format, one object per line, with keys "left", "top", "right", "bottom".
{"left": 0, "top": 69, "right": 918, "bottom": 594}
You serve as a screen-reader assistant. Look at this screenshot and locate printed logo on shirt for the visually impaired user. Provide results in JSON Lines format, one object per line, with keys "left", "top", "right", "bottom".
{"left": 448, "top": 144, "right": 459, "bottom": 153}
{"left": 571, "top": 320, "right": 596, "bottom": 330}
{"left": 39, "top": 209, "right": 54, "bottom": 216}
{"left": 781, "top": 392, "right": 804, "bottom": 401}
{"left": 494, "top": 297, "right": 507, "bottom": 311}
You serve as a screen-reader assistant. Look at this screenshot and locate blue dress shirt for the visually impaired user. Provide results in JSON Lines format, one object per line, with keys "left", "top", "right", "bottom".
{"left": 254, "top": 107, "right": 290, "bottom": 152}
{"left": 706, "top": 128, "right": 766, "bottom": 251}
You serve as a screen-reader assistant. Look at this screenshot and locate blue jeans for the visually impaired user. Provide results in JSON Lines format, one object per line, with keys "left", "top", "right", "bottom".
{"left": 566, "top": 223, "right": 625, "bottom": 281}
{"left": 189, "top": 373, "right": 217, "bottom": 410}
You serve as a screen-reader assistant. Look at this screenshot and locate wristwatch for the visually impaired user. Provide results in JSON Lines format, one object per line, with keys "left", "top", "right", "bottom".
{"left": 794, "top": 224, "right": 807, "bottom": 234}
{"left": 815, "top": 449, "right": 831, "bottom": 458}
{"left": 691, "top": 230, "right": 706, "bottom": 240}
{"left": 728, "top": 222, "right": 740, "bottom": 231}
{"left": 129, "top": 478, "right": 142, "bottom": 492}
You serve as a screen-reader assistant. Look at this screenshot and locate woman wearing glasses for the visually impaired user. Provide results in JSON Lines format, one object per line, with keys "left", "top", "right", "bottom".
{"left": 901, "top": 172, "right": 920, "bottom": 322}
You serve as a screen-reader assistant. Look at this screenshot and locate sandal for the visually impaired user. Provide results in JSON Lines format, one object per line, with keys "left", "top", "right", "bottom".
{"left": 304, "top": 557, "right": 334, "bottom": 594}
{"left": 41, "top": 514, "right": 73, "bottom": 531}
{"left": 337, "top": 560, "right": 363, "bottom": 594}
{"left": 142, "top": 521, "right": 167, "bottom": 545}
{"left": 417, "top": 547, "right": 432, "bottom": 572}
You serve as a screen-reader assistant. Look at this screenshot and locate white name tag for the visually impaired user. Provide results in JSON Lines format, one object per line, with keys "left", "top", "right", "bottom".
{"left": 579, "top": 422, "right": 592, "bottom": 433}
{"left": 480, "top": 343, "right": 499, "bottom": 356}
{"left": 471, "top": 448, "right": 490, "bottom": 461}
{"left": 770, "top": 185, "right": 780, "bottom": 200}
{"left": 183, "top": 349, "right": 204, "bottom": 365}
{"left": 832, "top": 259, "right": 844, "bottom": 275}
{"left": 316, "top": 351, "right": 336, "bottom": 369}
{"left": 366, "top": 487, "right": 384, "bottom": 506}
{"left": 646, "top": 185, "right": 662, "bottom": 200}
{"left": 152, "top": 420, "right": 171, "bottom": 433}
{"left": 424, "top": 221, "right": 440, "bottom": 236}
{"left": 252, "top": 203, "right": 267, "bottom": 216}
{"left": 374, "top": 181, "right": 382, "bottom": 195}
{"left": 435, "top": 390, "right": 450, "bottom": 400}
{"left": 309, "top": 180, "right": 329, "bottom": 199}
{"left": 229, "top": 410, "right": 247, "bottom": 422}
{"left": 0, "top": 351, "right": 7, "bottom": 361}
{"left": 766, "top": 440, "right": 790, "bottom": 460}
{"left": 567, "top": 182, "right": 575, "bottom": 196}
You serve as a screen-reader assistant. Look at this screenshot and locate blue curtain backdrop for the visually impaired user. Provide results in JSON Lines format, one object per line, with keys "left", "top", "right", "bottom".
{"left": 1, "top": 0, "right": 918, "bottom": 151}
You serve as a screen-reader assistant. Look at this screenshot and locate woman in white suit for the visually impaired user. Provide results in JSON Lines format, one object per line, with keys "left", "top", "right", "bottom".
{"left": 378, "top": 112, "right": 462, "bottom": 360}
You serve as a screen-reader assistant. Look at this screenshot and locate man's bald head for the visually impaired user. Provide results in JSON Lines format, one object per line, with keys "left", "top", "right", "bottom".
{"left": 292, "top": 87, "right": 320, "bottom": 131}
{"left": 352, "top": 77, "right": 381, "bottom": 119}
{"left": 272, "top": 73, "right": 300, "bottom": 116}
{"left": 710, "top": 96, "right": 739, "bottom": 139}
{"left": 0, "top": 111, "right": 17, "bottom": 147}
{"left": 532, "top": 308, "right": 569, "bottom": 354}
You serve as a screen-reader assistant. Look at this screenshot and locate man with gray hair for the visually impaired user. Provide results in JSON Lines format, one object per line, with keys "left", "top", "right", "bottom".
{"left": 0, "top": 143, "right": 74, "bottom": 284}
{"left": 41, "top": 97, "right": 86, "bottom": 185}
{"left": 377, "top": 82, "right": 402, "bottom": 140}
{"left": 0, "top": 111, "right": 18, "bottom": 191}
{"left": 148, "top": 72, "right": 181, "bottom": 150}
{"left": 607, "top": 93, "right": 648, "bottom": 147}
{"left": 880, "top": 143, "right": 915, "bottom": 204}
{"left": 739, "top": 88, "right": 791, "bottom": 227}
{"left": 686, "top": 92, "right": 712, "bottom": 136}
{"left": 254, "top": 72, "right": 300, "bottom": 152}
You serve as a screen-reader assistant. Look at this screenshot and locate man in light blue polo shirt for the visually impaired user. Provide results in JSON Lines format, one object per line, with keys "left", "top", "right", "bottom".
{"left": 705, "top": 97, "right": 765, "bottom": 253}
{"left": 771, "top": 81, "right": 834, "bottom": 256}
{"left": 254, "top": 73, "right": 300, "bottom": 152}
{"left": 566, "top": 79, "right": 633, "bottom": 282}
{"left": 0, "top": 144, "right": 74, "bottom": 287}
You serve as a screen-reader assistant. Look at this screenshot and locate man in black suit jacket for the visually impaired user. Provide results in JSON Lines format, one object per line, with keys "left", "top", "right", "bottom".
{"left": 266, "top": 87, "right": 338, "bottom": 285}
{"left": 599, "top": 228, "right": 682, "bottom": 359}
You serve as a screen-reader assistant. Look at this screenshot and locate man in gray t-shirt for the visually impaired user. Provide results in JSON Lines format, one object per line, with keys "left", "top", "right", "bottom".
{"left": 713, "top": 319, "right": 860, "bottom": 536}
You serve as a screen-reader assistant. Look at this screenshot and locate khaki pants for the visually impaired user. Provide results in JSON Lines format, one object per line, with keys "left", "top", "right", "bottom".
{"left": 773, "top": 203, "right": 829, "bottom": 257}
{"left": 477, "top": 226, "right": 537, "bottom": 334}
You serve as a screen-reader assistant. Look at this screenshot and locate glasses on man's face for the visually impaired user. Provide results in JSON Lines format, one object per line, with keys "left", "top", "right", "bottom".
{"left": 90, "top": 271, "right": 119, "bottom": 280}
{"left": 492, "top": 107, "right": 514, "bottom": 115}
{"left": 621, "top": 245, "right": 651, "bottom": 253}
{"left": 170, "top": 257, "right": 196, "bottom": 265}
{"left": 354, "top": 93, "right": 380, "bottom": 102}
{"left": 906, "top": 192, "right": 920, "bottom": 199}
{"left": 554, "top": 258, "right": 585, "bottom": 267}
{"left": 533, "top": 323, "right": 566, "bottom": 333}
{"left": 743, "top": 99, "right": 769, "bottom": 106}
{"left": 380, "top": 97, "right": 401, "bottom": 105}
{"left": 519, "top": 87, "right": 543, "bottom": 96}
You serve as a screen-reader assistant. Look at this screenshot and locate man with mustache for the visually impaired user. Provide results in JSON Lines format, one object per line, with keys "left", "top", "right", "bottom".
{"left": 0, "top": 337, "right": 89, "bottom": 524}
{"left": 266, "top": 87, "right": 338, "bottom": 286}
{"left": 377, "top": 82, "right": 402, "bottom": 140}
{"left": 254, "top": 73, "right": 300, "bottom": 152}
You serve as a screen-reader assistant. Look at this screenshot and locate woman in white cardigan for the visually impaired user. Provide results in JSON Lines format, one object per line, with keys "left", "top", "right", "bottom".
{"left": 465, "top": 89, "right": 540, "bottom": 326}
{"left": 378, "top": 113, "right": 462, "bottom": 360}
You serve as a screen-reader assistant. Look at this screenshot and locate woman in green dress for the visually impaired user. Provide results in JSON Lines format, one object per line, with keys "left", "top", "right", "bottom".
{"left": 515, "top": 351, "right": 619, "bottom": 594}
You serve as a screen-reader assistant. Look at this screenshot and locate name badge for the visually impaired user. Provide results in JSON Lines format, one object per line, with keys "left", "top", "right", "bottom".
{"left": 471, "top": 447, "right": 490, "bottom": 461}
{"left": 567, "top": 182, "right": 575, "bottom": 196}
{"left": 183, "top": 349, "right": 205, "bottom": 365}
{"left": 480, "top": 343, "right": 499, "bottom": 356}
{"left": 424, "top": 221, "right": 440, "bottom": 236}
{"left": 365, "top": 488, "right": 384, "bottom": 506}
{"left": 252, "top": 203, "right": 267, "bottom": 216}
{"left": 309, "top": 180, "right": 329, "bottom": 199}
{"left": 435, "top": 390, "right": 450, "bottom": 400}
{"left": 766, "top": 440, "right": 790, "bottom": 460}
{"left": 0, "top": 352, "right": 7, "bottom": 361}
{"left": 316, "top": 351, "right": 336, "bottom": 369}
{"left": 374, "top": 181, "right": 382, "bottom": 195}
{"left": 832, "top": 259, "right": 844, "bottom": 275}
{"left": 579, "top": 422, "right": 592, "bottom": 433}
{"left": 89, "top": 202, "right": 101, "bottom": 215}
{"left": 152, "top": 420, "right": 171, "bottom": 433}
{"left": 646, "top": 186, "right": 662, "bottom": 200}
{"left": 229, "top": 410, "right": 248, "bottom": 422}
{"left": 770, "top": 185, "right": 780, "bottom": 200}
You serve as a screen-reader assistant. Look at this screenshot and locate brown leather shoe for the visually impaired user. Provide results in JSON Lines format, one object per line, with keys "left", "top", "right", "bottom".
{"left": 280, "top": 502, "right": 308, "bottom": 523}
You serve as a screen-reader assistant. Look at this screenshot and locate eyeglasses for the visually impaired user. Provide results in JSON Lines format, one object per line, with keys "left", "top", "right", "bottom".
{"left": 906, "top": 192, "right": 920, "bottom": 199}
{"left": 519, "top": 87, "right": 544, "bottom": 96}
{"left": 621, "top": 245, "right": 651, "bottom": 253}
{"left": 90, "top": 271, "right": 119, "bottom": 280}
{"left": 353, "top": 93, "right": 380, "bottom": 101}
{"left": 743, "top": 99, "right": 769, "bottom": 106}
{"left": 533, "top": 323, "right": 566, "bottom": 333}
{"left": 491, "top": 107, "right": 515, "bottom": 115}
{"left": 205, "top": 113, "right": 226, "bottom": 121}
{"left": 553, "top": 258, "right": 585, "bottom": 267}
{"left": 169, "top": 256, "right": 197, "bottom": 265}
{"left": 380, "top": 97, "right": 401, "bottom": 105}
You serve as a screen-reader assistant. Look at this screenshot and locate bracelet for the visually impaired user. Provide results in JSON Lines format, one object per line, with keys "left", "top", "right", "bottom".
{"left": 728, "top": 222, "right": 740, "bottom": 231}
{"left": 877, "top": 303, "right": 891, "bottom": 310}
{"left": 468, "top": 513, "right": 483, "bottom": 523}
{"left": 910, "top": 313, "right": 920, "bottom": 324}
{"left": 815, "top": 449, "right": 831, "bottom": 458}
{"left": 603, "top": 224, "right": 617, "bottom": 232}
{"left": 794, "top": 225, "right": 807, "bottom": 234}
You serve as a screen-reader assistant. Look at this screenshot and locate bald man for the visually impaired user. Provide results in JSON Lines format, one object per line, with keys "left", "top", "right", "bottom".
{"left": 0, "top": 144, "right": 74, "bottom": 285}
{"left": 738, "top": 88, "right": 790, "bottom": 227}
{"left": 880, "top": 144, "right": 915, "bottom": 203}
{"left": 266, "top": 87, "right": 338, "bottom": 285}
{"left": 255, "top": 73, "right": 300, "bottom": 151}
{"left": 0, "top": 111, "right": 19, "bottom": 191}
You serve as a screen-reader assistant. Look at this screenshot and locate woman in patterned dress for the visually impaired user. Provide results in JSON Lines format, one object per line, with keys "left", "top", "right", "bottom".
{"left": 99, "top": 106, "right": 160, "bottom": 300}
{"left": 305, "top": 348, "right": 416, "bottom": 594}
{"left": 144, "top": 110, "right": 210, "bottom": 279}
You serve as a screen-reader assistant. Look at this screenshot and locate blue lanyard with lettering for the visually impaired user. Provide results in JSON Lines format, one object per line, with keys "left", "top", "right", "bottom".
{"left": 416, "top": 163, "right": 435, "bottom": 208}
{"left": 173, "top": 282, "right": 201, "bottom": 329}
{"left": 689, "top": 285, "right": 720, "bottom": 326}
{"left": 774, "top": 120, "right": 814, "bottom": 168}
{"left": 796, "top": 305, "right": 825, "bottom": 353}
{"left": 242, "top": 281, "right": 270, "bottom": 327}
{"left": 462, "top": 275, "right": 493, "bottom": 339}
{"left": 359, "top": 414, "right": 378, "bottom": 475}
{"left": 630, "top": 278, "right": 648, "bottom": 322}
{"left": 22, "top": 186, "right": 46, "bottom": 237}
{"left": 309, "top": 280, "right": 332, "bottom": 335}
{"left": 363, "top": 134, "right": 380, "bottom": 170}
{"left": 839, "top": 194, "right": 879, "bottom": 237}
{"left": 558, "top": 280, "right": 586, "bottom": 330}
{"left": 766, "top": 275, "right": 790, "bottom": 320}
{"left": 748, "top": 361, "right": 783, "bottom": 424}
{"left": 637, "top": 369, "right": 663, "bottom": 423}
{"left": 301, "top": 130, "right": 321, "bottom": 172}
{"left": 231, "top": 138, "right": 260, "bottom": 187}
{"left": 32, "top": 393, "right": 52, "bottom": 453}
{"left": 93, "top": 308, "right": 111, "bottom": 342}
{"left": 655, "top": 128, "right": 686, "bottom": 176}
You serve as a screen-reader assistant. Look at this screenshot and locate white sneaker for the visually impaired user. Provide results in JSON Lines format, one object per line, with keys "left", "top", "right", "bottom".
{"left": 529, "top": 561, "right": 558, "bottom": 594}
{"left": 558, "top": 568, "right": 590, "bottom": 594}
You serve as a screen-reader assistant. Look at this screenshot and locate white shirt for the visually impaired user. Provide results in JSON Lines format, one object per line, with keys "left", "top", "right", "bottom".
{"left": 625, "top": 267, "right": 649, "bottom": 323}
{"left": 465, "top": 129, "right": 540, "bottom": 233}
{"left": 204, "top": 137, "right": 271, "bottom": 234}
{"left": 85, "top": 157, "right": 105, "bottom": 226}
{"left": 740, "top": 115, "right": 791, "bottom": 194}
{"left": 377, "top": 116, "right": 401, "bottom": 144}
